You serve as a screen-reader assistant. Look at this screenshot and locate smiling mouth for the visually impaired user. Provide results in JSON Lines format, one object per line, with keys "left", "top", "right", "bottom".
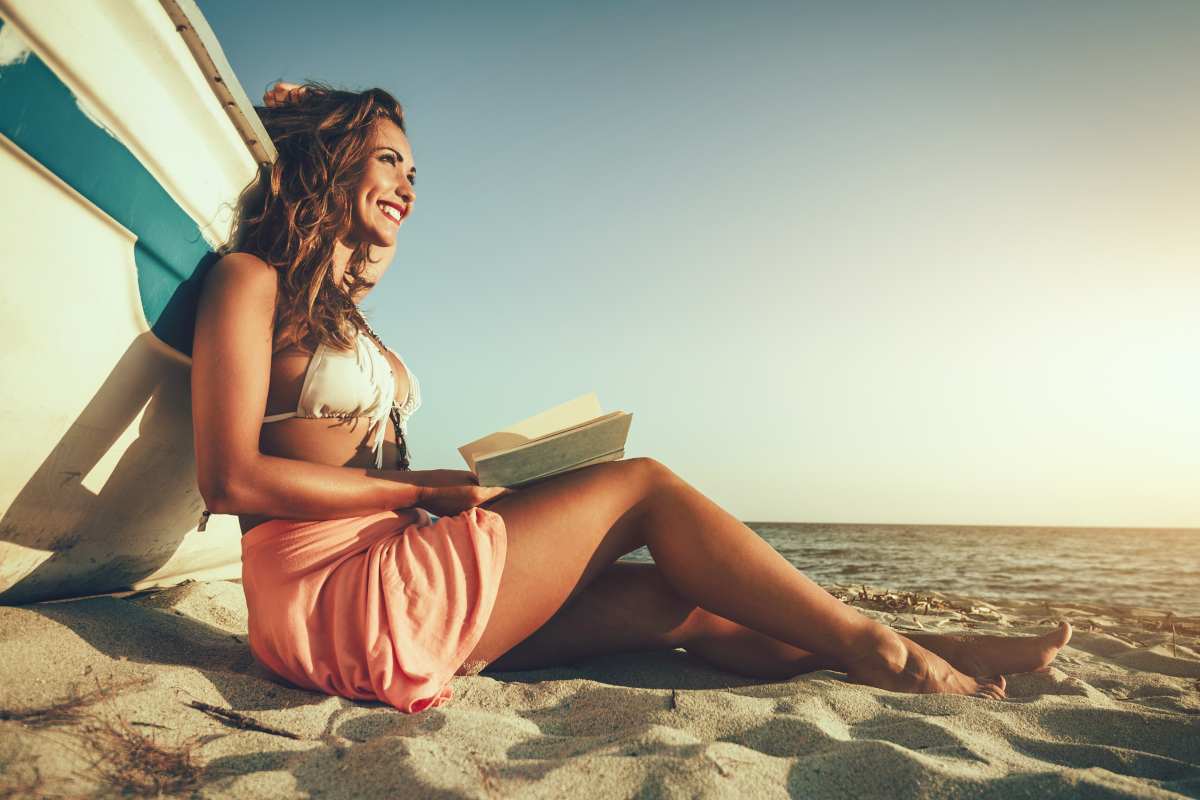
{"left": 377, "top": 201, "right": 407, "bottom": 224}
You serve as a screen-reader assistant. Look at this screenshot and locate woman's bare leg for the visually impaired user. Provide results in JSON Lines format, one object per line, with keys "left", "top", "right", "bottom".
{"left": 482, "top": 560, "right": 834, "bottom": 679}
{"left": 482, "top": 561, "right": 699, "bottom": 671}
{"left": 483, "top": 562, "right": 1071, "bottom": 685}
{"left": 463, "top": 458, "right": 1004, "bottom": 697}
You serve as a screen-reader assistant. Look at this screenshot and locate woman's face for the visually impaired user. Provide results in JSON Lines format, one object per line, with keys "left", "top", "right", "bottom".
{"left": 349, "top": 118, "right": 416, "bottom": 249}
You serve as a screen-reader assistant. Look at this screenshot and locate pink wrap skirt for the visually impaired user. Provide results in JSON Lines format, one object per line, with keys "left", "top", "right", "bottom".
{"left": 241, "top": 507, "right": 507, "bottom": 714}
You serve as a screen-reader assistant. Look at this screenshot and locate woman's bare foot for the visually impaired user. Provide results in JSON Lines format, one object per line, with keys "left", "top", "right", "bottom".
{"left": 844, "top": 629, "right": 1007, "bottom": 699}
{"left": 918, "top": 621, "right": 1072, "bottom": 680}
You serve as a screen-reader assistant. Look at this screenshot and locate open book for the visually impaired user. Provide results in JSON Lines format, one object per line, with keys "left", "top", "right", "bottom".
{"left": 458, "top": 393, "right": 633, "bottom": 487}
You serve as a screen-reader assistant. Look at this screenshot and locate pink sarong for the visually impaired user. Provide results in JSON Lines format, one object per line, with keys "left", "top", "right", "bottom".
{"left": 240, "top": 507, "right": 507, "bottom": 714}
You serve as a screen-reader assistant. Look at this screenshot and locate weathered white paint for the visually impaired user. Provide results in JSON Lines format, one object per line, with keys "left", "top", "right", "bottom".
{"left": 0, "top": 0, "right": 258, "bottom": 247}
{"left": 0, "top": 18, "right": 29, "bottom": 66}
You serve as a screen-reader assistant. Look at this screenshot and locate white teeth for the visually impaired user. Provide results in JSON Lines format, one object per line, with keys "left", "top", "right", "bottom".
{"left": 378, "top": 202, "right": 402, "bottom": 223}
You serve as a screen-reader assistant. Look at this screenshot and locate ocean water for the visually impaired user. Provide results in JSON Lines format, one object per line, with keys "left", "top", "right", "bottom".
{"left": 624, "top": 523, "right": 1200, "bottom": 615}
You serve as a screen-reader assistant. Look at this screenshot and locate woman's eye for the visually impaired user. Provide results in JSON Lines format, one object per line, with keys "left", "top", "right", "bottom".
{"left": 407, "top": 173, "right": 416, "bottom": 186}
{"left": 379, "top": 154, "right": 397, "bottom": 165}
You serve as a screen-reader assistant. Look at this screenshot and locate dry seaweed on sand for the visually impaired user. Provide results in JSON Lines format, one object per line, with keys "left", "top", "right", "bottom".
{"left": 826, "top": 584, "right": 962, "bottom": 615}
{"left": 74, "top": 709, "right": 204, "bottom": 797}
{"left": 0, "top": 676, "right": 204, "bottom": 798}
{"left": 0, "top": 675, "right": 152, "bottom": 728}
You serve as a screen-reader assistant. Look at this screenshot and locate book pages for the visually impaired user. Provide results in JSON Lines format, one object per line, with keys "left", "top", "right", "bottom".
{"left": 458, "top": 393, "right": 603, "bottom": 471}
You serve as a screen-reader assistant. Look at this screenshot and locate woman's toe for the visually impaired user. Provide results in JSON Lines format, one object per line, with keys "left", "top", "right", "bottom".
{"left": 974, "top": 684, "right": 1004, "bottom": 700}
{"left": 1051, "top": 621, "right": 1073, "bottom": 649}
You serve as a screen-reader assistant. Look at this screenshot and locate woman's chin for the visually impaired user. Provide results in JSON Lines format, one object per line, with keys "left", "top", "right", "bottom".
{"left": 352, "top": 228, "right": 398, "bottom": 249}
{"left": 347, "top": 218, "right": 402, "bottom": 249}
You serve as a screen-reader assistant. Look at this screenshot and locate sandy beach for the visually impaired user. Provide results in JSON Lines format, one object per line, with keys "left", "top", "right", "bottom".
{"left": 1, "top": 577, "right": 1197, "bottom": 799}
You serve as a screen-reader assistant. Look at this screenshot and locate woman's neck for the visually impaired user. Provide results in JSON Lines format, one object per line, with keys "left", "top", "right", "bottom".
{"left": 331, "top": 238, "right": 389, "bottom": 303}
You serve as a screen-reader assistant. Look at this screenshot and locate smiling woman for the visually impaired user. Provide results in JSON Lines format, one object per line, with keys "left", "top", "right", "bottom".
{"left": 191, "top": 79, "right": 1074, "bottom": 715}
{"left": 351, "top": 130, "right": 415, "bottom": 240}
{"left": 367, "top": 146, "right": 414, "bottom": 225}
{"left": 224, "top": 84, "right": 415, "bottom": 355}
{"left": 192, "top": 82, "right": 513, "bottom": 711}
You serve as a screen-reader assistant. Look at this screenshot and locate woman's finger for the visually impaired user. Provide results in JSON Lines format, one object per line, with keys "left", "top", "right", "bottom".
{"left": 478, "top": 486, "right": 512, "bottom": 507}
{"left": 263, "top": 82, "right": 305, "bottom": 107}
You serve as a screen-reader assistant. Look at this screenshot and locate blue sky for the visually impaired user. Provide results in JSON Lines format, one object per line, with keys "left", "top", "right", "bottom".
{"left": 197, "top": 1, "right": 1199, "bottom": 527}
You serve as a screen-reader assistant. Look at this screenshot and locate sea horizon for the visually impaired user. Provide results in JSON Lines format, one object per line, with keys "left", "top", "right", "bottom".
{"left": 626, "top": 521, "right": 1200, "bottom": 616}
{"left": 744, "top": 521, "right": 1200, "bottom": 532}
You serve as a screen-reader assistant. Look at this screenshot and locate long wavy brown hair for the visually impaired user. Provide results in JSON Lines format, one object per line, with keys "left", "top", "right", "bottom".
{"left": 223, "top": 83, "right": 407, "bottom": 352}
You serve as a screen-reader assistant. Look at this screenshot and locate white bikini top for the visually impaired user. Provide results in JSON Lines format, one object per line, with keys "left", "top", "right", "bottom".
{"left": 262, "top": 333, "right": 422, "bottom": 469}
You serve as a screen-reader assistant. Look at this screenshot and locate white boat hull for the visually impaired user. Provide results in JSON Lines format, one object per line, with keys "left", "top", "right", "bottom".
{"left": 0, "top": 0, "right": 271, "bottom": 603}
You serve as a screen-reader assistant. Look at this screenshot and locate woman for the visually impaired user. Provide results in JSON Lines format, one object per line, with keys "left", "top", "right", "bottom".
{"left": 192, "top": 82, "right": 1071, "bottom": 714}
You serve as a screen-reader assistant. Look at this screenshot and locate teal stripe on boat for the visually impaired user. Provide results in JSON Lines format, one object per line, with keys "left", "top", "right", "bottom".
{"left": 0, "top": 17, "right": 215, "bottom": 355}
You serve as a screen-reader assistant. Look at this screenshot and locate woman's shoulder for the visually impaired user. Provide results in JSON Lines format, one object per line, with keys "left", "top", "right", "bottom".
{"left": 210, "top": 250, "right": 276, "bottom": 283}
{"left": 196, "top": 250, "right": 281, "bottom": 334}
{"left": 203, "top": 251, "right": 280, "bottom": 305}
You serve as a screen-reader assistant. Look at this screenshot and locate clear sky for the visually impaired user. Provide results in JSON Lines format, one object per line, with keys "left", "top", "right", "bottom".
{"left": 197, "top": 1, "right": 1198, "bottom": 527}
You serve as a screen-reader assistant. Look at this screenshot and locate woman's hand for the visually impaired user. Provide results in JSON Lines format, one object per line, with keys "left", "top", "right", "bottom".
{"left": 419, "top": 484, "right": 514, "bottom": 517}
{"left": 262, "top": 81, "right": 306, "bottom": 107}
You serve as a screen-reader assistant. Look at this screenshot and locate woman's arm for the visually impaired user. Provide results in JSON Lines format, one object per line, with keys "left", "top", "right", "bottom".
{"left": 191, "top": 253, "right": 430, "bottom": 518}
{"left": 399, "top": 469, "right": 479, "bottom": 488}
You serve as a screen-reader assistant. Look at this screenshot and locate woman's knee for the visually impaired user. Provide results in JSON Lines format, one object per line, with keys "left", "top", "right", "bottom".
{"left": 626, "top": 456, "right": 680, "bottom": 490}
{"left": 681, "top": 609, "right": 743, "bottom": 644}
